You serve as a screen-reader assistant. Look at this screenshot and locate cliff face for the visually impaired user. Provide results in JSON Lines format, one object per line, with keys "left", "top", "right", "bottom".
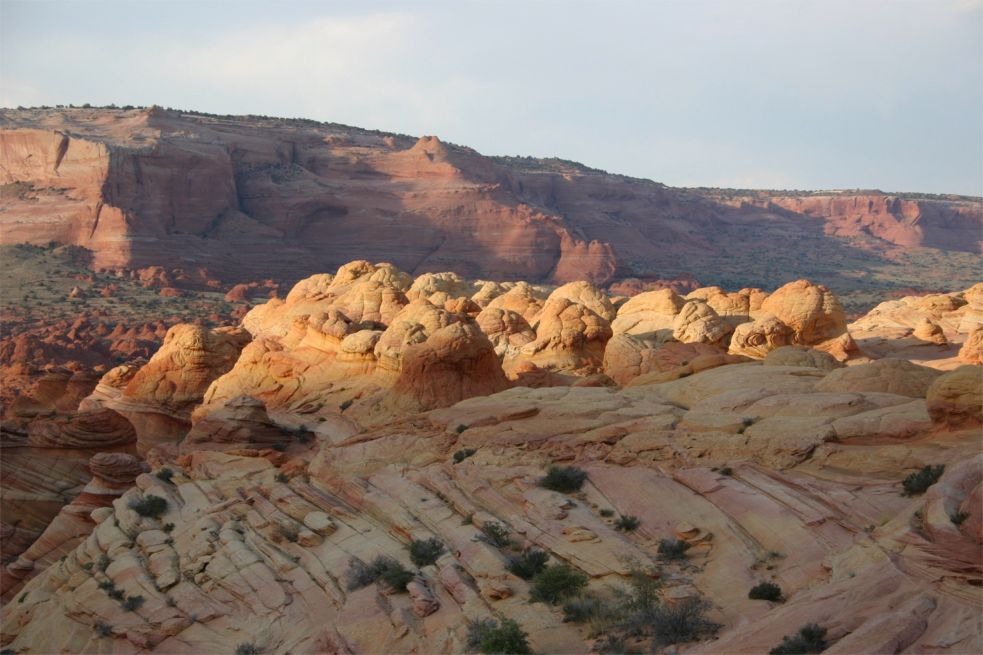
{"left": 1, "top": 107, "right": 980, "bottom": 288}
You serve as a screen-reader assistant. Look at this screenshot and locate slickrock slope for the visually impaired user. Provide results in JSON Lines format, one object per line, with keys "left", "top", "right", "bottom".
{"left": 2, "top": 107, "right": 980, "bottom": 295}
{"left": 848, "top": 284, "right": 983, "bottom": 369}
{"left": 1, "top": 262, "right": 981, "bottom": 654}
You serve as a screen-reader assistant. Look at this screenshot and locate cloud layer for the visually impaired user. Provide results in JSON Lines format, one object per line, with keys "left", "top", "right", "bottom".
{"left": 2, "top": 1, "right": 980, "bottom": 195}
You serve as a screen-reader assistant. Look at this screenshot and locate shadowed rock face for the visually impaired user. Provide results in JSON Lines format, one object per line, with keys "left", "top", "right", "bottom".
{"left": 2, "top": 108, "right": 980, "bottom": 291}
{"left": 1, "top": 261, "right": 981, "bottom": 655}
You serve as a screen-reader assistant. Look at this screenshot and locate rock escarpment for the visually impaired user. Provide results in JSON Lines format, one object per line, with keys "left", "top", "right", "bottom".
{"left": 2, "top": 108, "right": 979, "bottom": 291}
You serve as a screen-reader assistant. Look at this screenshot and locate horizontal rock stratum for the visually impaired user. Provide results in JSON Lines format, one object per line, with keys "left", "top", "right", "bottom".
{"left": 1, "top": 106, "right": 980, "bottom": 292}
{"left": 1, "top": 261, "right": 980, "bottom": 654}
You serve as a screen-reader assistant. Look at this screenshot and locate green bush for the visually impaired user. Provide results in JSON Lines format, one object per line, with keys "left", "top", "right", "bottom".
{"left": 769, "top": 624, "right": 827, "bottom": 654}
{"left": 657, "top": 538, "right": 691, "bottom": 561}
{"left": 466, "top": 617, "right": 532, "bottom": 655}
{"left": 562, "top": 594, "right": 609, "bottom": 624}
{"left": 530, "top": 564, "right": 588, "bottom": 605}
{"left": 615, "top": 515, "right": 641, "bottom": 532}
{"left": 539, "top": 465, "right": 588, "bottom": 493}
{"left": 155, "top": 468, "right": 174, "bottom": 483}
{"left": 599, "top": 508, "right": 615, "bottom": 517}
{"left": 453, "top": 448, "right": 477, "bottom": 463}
{"left": 346, "top": 556, "right": 415, "bottom": 592}
{"left": 408, "top": 537, "right": 444, "bottom": 567}
{"left": 950, "top": 511, "right": 969, "bottom": 525}
{"left": 506, "top": 548, "right": 549, "bottom": 580}
{"left": 649, "top": 598, "right": 719, "bottom": 649}
{"left": 235, "top": 644, "right": 262, "bottom": 655}
{"left": 128, "top": 494, "right": 168, "bottom": 519}
{"left": 276, "top": 522, "right": 299, "bottom": 543}
{"left": 478, "top": 522, "right": 513, "bottom": 548}
{"left": 94, "top": 621, "right": 113, "bottom": 637}
{"left": 121, "top": 595, "right": 145, "bottom": 611}
{"left": 748, "top": 581, "right": 783, "bottom": 601}
{"left": 901, "top": 465, "right": 944, "bottom": 496}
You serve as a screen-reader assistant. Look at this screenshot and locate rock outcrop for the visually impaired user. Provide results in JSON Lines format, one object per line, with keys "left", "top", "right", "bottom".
{"left": 2, "top": 260, "right": 981, "bottom": 655}
{"left": 106, "top": 325, "right": 249, "bottom": 454}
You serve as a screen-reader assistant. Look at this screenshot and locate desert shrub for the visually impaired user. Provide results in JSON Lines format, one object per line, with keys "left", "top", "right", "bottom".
{"left": 530, "top": 564, "right": 588, "bottom": 605}
{"left": 292, "top": 427, "right": 313, "bottom": 444}
{"left": 377, "top": 559, "right": 415, "bottom": 592}
{"left": 346, "top": 556, "right": 414, "bottom": 592}
{"left": 769, "top": 624, "right": 827, "bottom": 654}
{"left": 97, "top": 580, "right": 115, "bottom": 591}
{"left": 121, "top": 595, "right": 145, "bottom": 611}
{"left": 594, "top": 635, "right": 636, "bottom": 654}
{"left": 720, "top": 466, "right": 733, "bottom": 476}
{"left": 163, "top": 522, "right": 175, "bottom": 533}
{"left": 748, "top": 581, "right": 783, "bottom": 601}
{"left": 155, "top": 468, "right": 174, "bottom": 483}
{"left": 615, "top": 515, "right": 641, "bottom": 532}
{"left": 506, "top": 548, "right": 549, "bottom": 580}
{"left": 408, "top": 537, "right": 444, "bottom": 567}
{"left": 235, "top": 644, "right": 262, "bottom": 655}
{"left": 346, "top": 557, "right": 380, "bottom": 590}
{"left": 128, "top": 494, "right": 168, "bottom": 519}
{"left": 649, "top": 598, "right": 719, "bottom": 649}
{"left": 478, "top": 521, "right": 513, "bottom": 548}
{"left": 271, "top": 442, "right": 287, "bottom": 452}
{"left": 466, "top": 617, "right": 531, "bottom": 655}
{"left": 453, "top": 448, "right": 477, "bottom": 463}
{"left": 951, "top": 511, "right": 969, "bottom": 525}
{"left": 562, "top": 594, "right": 609, "bottom": 624}
{"left": 339, "top": 399, "right": 353, "bottom": 411}
{"left": 539, "top": 465, "right": 588, "bottom": 493}
{"left": 657, "top": 538, "right": 690, "bottom": 561}
{"left": 276, "top": 522, "right": 299, "bottom": 543}
{"left": 275, "top": 472, "right": 289, "bottom": 483}
{"left": 455, "top": 424, "right": 468, "bottom": 434}
{"left": 599, "top": 508, "right": 615, "bottom": 517}
{"left": 901, "top": 465, "right": 944, "bottom": 496}
{"left": 107, "top": 588, "right": 125, "bottom": 601}
{"left": 94, "top": 621, "right": 113, "bottom": 637}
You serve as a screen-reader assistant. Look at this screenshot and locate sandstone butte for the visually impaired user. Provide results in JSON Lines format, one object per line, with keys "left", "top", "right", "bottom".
{"left": 0, "top": 259, "right": 981, "bottom": 654}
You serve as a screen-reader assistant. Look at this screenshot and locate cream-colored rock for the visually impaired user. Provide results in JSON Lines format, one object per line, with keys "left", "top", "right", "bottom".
{"left": 912, "top": 318, "right": 948, "bottom": 345}
{"left": 475, "top": 307, "right": 535, "bottom": 358}
{"left": 485, "top": 282, "right": 545, "bottom": 323}
{"left": 760, "top": 279, "right": 856, "bottom": 359}
{"left": 728, "top": 316, "right": 794, "bottom": 358}
{"left": 547, "top": 280, "right": 617, "bottom": 322}
{"left": 609, "top": 289, "right": 682, "bottom": 342}
{"left": 763, "top": 345, "right": 843, "bottom": 371}
{"left": 815, "top": 359, "right": 942, "bottom": 398}
{"left": 513, "top": 296, "right": 613, "bottom": 374}
{"left": 958, "top": 327, "right": 982, "bottom": 364}
{"left": 107, "top": 324, "right": 250, "bottom": 454}
{"left": 672, "top": 300, "right": 733, "bottom": 345}
{"left": 926, "top": 365, "right": 982, "bottom": 428}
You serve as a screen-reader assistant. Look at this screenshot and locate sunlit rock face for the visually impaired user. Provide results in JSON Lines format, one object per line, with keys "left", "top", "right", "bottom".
{"left": 2, "top": 261, "right": 981, "bottom": 655}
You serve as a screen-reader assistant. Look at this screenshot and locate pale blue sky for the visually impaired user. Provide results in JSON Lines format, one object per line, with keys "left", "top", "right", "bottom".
{"left": 2, "top": 0, "right": 981, "bottom": 195}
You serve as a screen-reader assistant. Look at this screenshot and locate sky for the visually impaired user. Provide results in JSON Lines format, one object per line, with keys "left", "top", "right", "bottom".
{"left": 2, "top": 0, "right": 981, "bottom": 195}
